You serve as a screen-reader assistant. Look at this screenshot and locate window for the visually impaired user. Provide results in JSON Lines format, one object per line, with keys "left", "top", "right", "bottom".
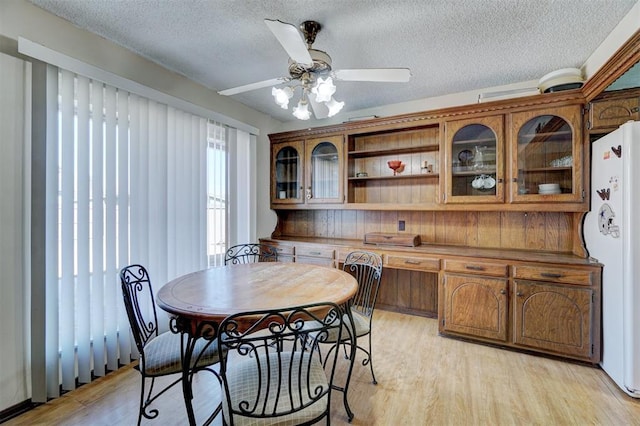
{"left": 46, "top": 68, "right": 221, "bottom": 395}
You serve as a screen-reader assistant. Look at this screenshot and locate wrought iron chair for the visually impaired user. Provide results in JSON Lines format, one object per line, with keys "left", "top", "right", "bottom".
{"left": 322, "top": 251, "right": 384, "bottom": 384}
{"left": 224, "top": 243, "right": 278, "bottom": 265}
{"left": 120, "top": 264, "right": 222, "bottom": 425}
{"left": 217, "top": 302, "right": 344, "bottom": 426}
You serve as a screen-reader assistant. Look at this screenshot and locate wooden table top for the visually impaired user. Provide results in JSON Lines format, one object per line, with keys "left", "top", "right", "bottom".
{"left": 156, "top": 262, "right": 358, "bottom": 322}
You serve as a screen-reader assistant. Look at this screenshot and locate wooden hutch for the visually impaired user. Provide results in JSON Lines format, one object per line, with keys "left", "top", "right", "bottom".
{"left": 261, "top": 31, "right": 640, "bottom": 363}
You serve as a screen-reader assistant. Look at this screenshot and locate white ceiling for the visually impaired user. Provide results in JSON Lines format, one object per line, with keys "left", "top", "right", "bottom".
{"left": 29, "top": 0, "right": 637, "bottom": 123}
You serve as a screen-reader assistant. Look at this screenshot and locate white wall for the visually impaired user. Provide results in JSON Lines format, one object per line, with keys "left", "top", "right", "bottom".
{"left": 0, "top": 52, "right": 31, "bottom": 411}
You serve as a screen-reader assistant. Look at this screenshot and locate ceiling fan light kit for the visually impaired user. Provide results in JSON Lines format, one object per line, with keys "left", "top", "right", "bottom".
{"left": 311, "top": 76, "right": 336, "bottom": 102}
{"left": 325, "top": 97, "right": 345, "bottom": 117}
{"left": 272, "top": 86, "right": 294, "bottom": 109}
{"left": 292, "top": 95, "right": 312, "bottom": 120}
{"left": 218, "top": 19, "right": 411, "bottom": 121}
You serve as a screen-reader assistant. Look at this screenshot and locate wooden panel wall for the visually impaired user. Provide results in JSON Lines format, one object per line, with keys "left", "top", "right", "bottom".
{"left": 276, "top": 209, "right": 574, "bottom": 252}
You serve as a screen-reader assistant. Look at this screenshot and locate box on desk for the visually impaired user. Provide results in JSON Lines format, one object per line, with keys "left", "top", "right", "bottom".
{"left": 364, "top": 233, "right": 421, "bottom": 247}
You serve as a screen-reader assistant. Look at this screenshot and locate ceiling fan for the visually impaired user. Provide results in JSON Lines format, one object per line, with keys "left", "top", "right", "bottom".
{"left": 218, "top": 19, "right": 411, "bottom": 120}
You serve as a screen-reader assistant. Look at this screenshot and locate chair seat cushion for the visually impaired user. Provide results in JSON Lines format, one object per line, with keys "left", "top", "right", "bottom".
{"left": 143, "top": 331, "right": 220, "bottom": 376}
{"left": 304, "top": 308, "right": 370, "bottom": 343}
{"left": 222, "top": 351, "right": 329, "bottom": 425}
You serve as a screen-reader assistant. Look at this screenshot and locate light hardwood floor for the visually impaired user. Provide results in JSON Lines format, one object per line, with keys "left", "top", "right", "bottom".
{"left": 6, "top": 310, "right": 640, "bottom": 425}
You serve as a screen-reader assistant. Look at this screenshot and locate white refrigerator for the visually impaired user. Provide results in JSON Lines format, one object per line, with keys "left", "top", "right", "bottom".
{"left": 584, "top": 120, "right": 640, "bottom": 397}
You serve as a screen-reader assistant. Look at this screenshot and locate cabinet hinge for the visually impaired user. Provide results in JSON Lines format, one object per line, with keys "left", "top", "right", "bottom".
{"left": 592, "top": 292, "right": 595, "bottom": 303}
{"left": 583, "top": 105, "right": 591, "bottom": 129}
{"left": 442, "top": 318, "right": 445, "bottom": 327}
{"left": 582, "top": 190, "right": 586, "bottom": 200}
{"left": 591, "top": 344, "right": 594, "bottom": 355}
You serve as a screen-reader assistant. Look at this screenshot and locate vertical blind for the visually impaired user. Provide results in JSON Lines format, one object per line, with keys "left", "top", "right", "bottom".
{"left": 207, "top": 123, "right": 227, "bottom": 267}
{"left": 45, "top": 67, "right": 224, "bottom": 396}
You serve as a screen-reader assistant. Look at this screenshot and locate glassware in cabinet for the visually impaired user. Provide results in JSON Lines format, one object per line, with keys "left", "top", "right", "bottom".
{"left": 510, "top": 105, "right": 583, "bottom": 203}
{"left": 445, "top": 115, "right": 504, "bottom": 203}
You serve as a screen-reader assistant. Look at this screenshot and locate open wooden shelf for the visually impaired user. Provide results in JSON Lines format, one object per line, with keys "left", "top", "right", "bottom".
{"left": 348, "top": 173, "right": 440, "bottom": 181}
{"left": 348, "top": 144, "right": 439, "bottom": 158}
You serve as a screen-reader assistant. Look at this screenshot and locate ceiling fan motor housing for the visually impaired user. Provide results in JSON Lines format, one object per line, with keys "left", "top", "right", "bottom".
{"left": 288, "top": 49, "right": 332, "bottom": 80}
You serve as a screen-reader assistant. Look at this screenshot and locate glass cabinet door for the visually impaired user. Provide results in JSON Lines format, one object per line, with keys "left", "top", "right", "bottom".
{"left": 510, "top": 105, "right": 582, "bottom": 203}
{"left": 272, "top": 141, "right": 304, "bottom": 204}
{"left": 445, "top": 115, "right": 504, "bottom": 203}
{"left": 304, "top": 136, "right": 344, "bottom": 204}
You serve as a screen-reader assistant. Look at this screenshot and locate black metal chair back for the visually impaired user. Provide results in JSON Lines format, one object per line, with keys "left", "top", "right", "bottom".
{"left": 343, "top": 251, "right": 383, "bottom": 318}
{"left": 340, "top": 250, "right": 383, "bottom": 385}
{"left": 121, "top": 264, "right": 159, "bottom": 356}
{"left": 224, "top": 243, "right": 278, "bottom": 265}
{"left": 217, "top": 302, "right": 344, "bottom": 425}
{"left": 120, "top": 264, "right": 222, "bottom": 425}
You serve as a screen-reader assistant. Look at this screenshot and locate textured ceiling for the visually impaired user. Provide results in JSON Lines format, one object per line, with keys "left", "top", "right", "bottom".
{"left": 30, "top": 0, "right": 637, "bottom": 123}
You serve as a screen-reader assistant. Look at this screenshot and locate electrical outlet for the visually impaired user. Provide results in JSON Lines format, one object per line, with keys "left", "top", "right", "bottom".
{"left": 398, "top": 220, "right": 405, "bottom": 231}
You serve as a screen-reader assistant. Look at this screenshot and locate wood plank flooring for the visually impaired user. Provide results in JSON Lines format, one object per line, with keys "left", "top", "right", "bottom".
{"left": 6, "top": 310, "right": 640, "bottom": 425}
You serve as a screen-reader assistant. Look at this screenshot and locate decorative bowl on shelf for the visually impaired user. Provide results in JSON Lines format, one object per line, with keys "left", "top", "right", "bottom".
{"left": 387, "top": 160, "right": 403, "bottom": 176}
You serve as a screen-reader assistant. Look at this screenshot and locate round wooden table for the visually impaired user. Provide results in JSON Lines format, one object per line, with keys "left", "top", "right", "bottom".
{"left": 156, "top": 262, "right": 359, "bottom": 425}
{"left": 157, "top": 262, "right": 357, "bottom": 321}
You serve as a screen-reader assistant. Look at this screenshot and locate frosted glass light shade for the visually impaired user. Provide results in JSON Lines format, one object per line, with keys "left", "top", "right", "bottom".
{"left": 325, "top": 97, "right": 344, "bottom": 117}
{"left": 272, "top": 86, "right": 293, "bottom": 108}
{"left": 292, "top": 99, "right": 311, "bottom": 120}
{"left": 311, "top": 77, "right": 336, "bottom": 102}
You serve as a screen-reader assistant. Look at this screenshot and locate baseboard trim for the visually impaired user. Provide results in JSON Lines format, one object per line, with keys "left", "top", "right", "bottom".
{"left": 0, "top": 399, "right": 40, "bottom": 423}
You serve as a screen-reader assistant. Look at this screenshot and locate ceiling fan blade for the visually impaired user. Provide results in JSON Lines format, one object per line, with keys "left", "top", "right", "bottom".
{"left": 334, "top": 68, "right": 411, "bottom": 82}
{"left": 308, "top": 94, "right": 329, "bottom": 119}
{"left": 265, "top": 19, "right": 313, "bottom": 65}
{"left": 218, "top": 77, "right": 286, "bottom": 96}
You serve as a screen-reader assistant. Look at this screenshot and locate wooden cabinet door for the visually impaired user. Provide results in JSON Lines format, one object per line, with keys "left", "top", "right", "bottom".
{"left": 441, "top": 273, "right": 508, "bottom": 341}
{"left": 304, "top": 135, "right": 344, "bottom": 204}
{"left": 508, "top": 105, "right": 584, "bottom": 204}
{"left": 444, "top": 115, "right": 505, "bottom": 204}
{"left": 512, "top": 280, "right": 593, "bottom": 359}
{"left": 272, "top": 140, "right": 304, "bottom": 204}
{"left": 589, "top": 93, "right": 640, "bottom": 133}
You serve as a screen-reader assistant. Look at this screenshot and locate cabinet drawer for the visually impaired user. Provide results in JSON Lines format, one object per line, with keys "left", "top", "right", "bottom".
{"left": 385, "top": 254, "right": 440, "bottom": 271}
{"left": 270, "top": 244, "right": 294, "bottom": 256}
{"left": 513, "top": 265, "right": 593, "bottom": 286}
{"left": 443, "top": 259, "right": 508, "bottom": 277}
{"left": 295, "top": 245, "right": 335, "bottom": 259}
{"left": 295, "top": 256, "right": 335, "bottom": 267}
{"left": 336, "top": 248, "right": 383, "bottom": 265}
